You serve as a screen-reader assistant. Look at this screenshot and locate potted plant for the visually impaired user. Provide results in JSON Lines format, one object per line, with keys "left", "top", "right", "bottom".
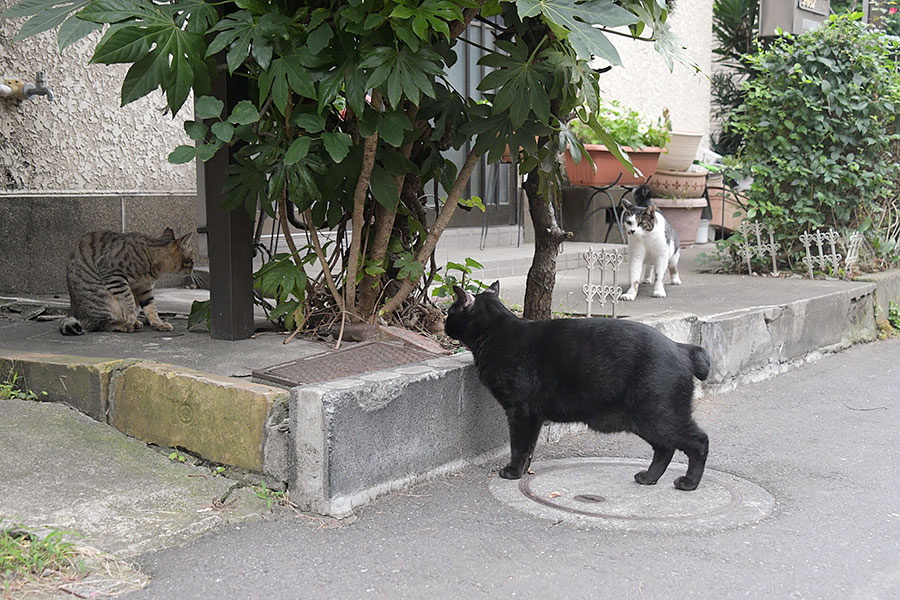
{"left": 705, "top": 159, "right": 747, "bottom": 236}
{"left": 654, "top": 108, "right": 704, "bottom": 172}
{"left": 565, "top": 100, "right": 669, "bottom": 186}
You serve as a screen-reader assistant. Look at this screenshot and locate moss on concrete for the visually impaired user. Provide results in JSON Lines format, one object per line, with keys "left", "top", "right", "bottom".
{"left": 111, "top": 363, "right": 288, "bottom": 472}
{"left": 0, "top": 351, "right": 129, "bottom": 420}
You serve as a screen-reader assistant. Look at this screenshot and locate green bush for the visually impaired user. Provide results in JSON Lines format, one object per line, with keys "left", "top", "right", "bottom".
{"left": 726, "top": 14, "right": 900, "bottom": 272}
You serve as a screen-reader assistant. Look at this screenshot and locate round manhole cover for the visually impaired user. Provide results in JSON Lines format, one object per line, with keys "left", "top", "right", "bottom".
{"left": 489, "top": 457, "right": 774, "bottom": 532}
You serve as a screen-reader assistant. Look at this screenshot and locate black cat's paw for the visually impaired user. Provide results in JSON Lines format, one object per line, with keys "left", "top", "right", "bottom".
{"left": 634, "top": 470, "right": 659, "bottom": 485}
{"left": 674, "top": 476, "right": 699, "bottom": 491}
{"left": 498, "top": 465, "right": 524, "bottom": 480}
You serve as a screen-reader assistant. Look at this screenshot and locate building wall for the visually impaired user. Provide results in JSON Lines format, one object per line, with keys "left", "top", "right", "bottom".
{"left": 0, "top": 4, "right": 199, "bottom": 293}
{"left": 0, "top": 2, "right": 196, "bottom": 193}
{"left": 597, "top": 0, "right": 715, "bottom": 149}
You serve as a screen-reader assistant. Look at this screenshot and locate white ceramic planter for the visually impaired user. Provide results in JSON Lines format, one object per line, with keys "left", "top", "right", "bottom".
{"left": 657, "top": 132, "right": 703, "bottom": 172}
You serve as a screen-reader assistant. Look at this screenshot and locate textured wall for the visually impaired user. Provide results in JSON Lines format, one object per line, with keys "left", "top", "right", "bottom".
{"left": 0, "top": 1, "right": 196, "bottom": 193}
{"left": 597, "top": 0, "right": 715, "bottom": 149}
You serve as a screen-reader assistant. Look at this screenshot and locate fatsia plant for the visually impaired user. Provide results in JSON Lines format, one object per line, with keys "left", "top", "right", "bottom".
{"left": 2, "top": 0, "right": 682, "bottom": 334}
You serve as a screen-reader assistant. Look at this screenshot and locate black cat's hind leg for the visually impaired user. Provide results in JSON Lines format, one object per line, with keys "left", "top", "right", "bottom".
{"left": 499, "top": 412, "right": 543, "bottom": 480}
{"left": 674, "top": 422, "right": 709, "bottom": 491}
{"left": 634, "top": 444, "right": 675, "bottom": 485}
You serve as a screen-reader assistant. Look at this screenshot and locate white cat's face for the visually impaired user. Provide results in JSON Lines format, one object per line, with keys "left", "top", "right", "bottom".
{"left": 624, "top": 213, "right": 641, "bottom": 237}
{"left": 624, "top": 206, "right": 655, "bottom": 238}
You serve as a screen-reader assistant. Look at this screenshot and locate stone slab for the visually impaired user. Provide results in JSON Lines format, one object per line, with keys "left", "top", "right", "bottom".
{"left": 0, "top": 399, "right": 266, "bottom": 558}
{"left": 0, "top": 350, "right": 128, "bottom": 421}
{"left": 110, "top": 362, "right": 288, "bottom": 474}
{"left": 699, "top": 284, "right": 877, "bottom": 383}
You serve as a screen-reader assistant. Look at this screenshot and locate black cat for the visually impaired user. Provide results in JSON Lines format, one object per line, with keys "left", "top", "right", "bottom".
{"left": 445, "top": 281, "right": 710, "bottom": 490}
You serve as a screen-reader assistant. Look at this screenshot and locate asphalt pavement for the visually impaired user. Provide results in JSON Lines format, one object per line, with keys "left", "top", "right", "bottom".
{"left": 116, "top": 337, "right": 900, "bottom": 600}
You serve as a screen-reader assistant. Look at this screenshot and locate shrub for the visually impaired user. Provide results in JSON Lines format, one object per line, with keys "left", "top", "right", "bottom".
{"left": 726, "top": 14, "right": 900, "bottom": 272}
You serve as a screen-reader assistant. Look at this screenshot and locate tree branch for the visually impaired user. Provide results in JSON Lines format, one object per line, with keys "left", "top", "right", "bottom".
{"left": 303, "top": 209, "right": 346, "bottom": 315}
{"left": 380, "top": 148, "right": 481, "bottom": 317}
{"left": 449, "top": 0, "right": 487, "bottom": 39}
{"left": 344, "top": 91, "right": 381, "bottom": 316}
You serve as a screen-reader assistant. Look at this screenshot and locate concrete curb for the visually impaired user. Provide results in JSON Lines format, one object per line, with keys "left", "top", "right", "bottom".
{"left": 0, "top": 351, "right": 289, "bottom": 479}
{"left": 110, "top": 363, "right": 288, "bottom": 475}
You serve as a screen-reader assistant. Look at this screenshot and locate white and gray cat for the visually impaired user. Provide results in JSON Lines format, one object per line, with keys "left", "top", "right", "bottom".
{"left": 620, "top": 199, "right": 681, "bottom": 300}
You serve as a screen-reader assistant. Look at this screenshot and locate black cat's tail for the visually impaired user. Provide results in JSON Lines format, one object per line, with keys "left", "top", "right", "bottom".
{"left": 680, "top": 343, "right": 710, "bottom": 381}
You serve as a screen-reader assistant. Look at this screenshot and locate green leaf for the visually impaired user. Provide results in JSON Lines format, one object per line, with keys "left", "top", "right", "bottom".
{"left": 369, "top": 164, "right": 399, "bottom": 210}
{"left": 184, "top": 120, "right": 208, "bottom": 141}
{"left": 57, "top": 15, "right": 101, "bottom": 49}
{"left": 187, "top": 299, "right": 210, "bottom": 330}
{"left": 195, "top": 95, "right": 224, "bottom": 119}
{"left": 515, "top": 0, "right": 638, "bottom": 64}
{"left": 292, "top": 113, "right": 325, "bottom": 133}
{"left": 211, "top": 121, "right": 234, "bottom": 142}
{"left": 228, "top": 100, "right": 260, "bottom": 125}
{"left": 168, "top": 145, "right": 196, "bottom": 164}
{"left": 7, "top": 0, "right": 91, "bottom": 41}
{"left": 306, "top": 22, "right": 333, "bottom": 54}
{"left": 92, "top": 24, "right": 164, "bottom": 64}
{"left": 121, "top": 46, "right": 169, "bottom": 106}
{"left": 76, "top": 0, "right": 151, "bottom": 25}
{"left": 284, "top": 137, "right": 312, "bottom": 165}
{"left": 377, "top": 110, "right": 413, "bottom": 147}
{"left": 322, "top": 131, "right": 352, "bottom": 163}
{"left": 196, "top": 142, "right": 221, "bottom": 161}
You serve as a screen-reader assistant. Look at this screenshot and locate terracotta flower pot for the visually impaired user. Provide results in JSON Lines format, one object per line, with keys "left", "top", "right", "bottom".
{"left": 565, "top": 145, "right": 662, "bottom": 186}
{"left": 648, "top": 168, "right": 708, "bottom": 199}
{"left": 708, "top": 184, "right": 746, "bottom": 234}
{"left": 657, "top": 132, "right": 703, "bottom": 172}
{"left": 652, "top": 197, "right": 707, "bottom": 247}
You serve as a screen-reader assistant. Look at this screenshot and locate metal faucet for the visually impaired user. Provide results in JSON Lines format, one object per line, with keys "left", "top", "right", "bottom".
{"left": 23, "top": 71, "right": 54, "bottom": 101}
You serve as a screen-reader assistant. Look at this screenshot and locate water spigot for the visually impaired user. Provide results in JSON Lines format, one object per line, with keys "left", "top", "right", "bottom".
{"left": 23, "top": 71, "right": 54, "bottom": 101}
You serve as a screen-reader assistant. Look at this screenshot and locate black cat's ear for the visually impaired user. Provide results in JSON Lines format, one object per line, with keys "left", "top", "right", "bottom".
{"left": 487, "top": 280, "right": 500, "bottom": 294}
{"left": 162, "top": 227, "right": 175, "bottom": 240}
{"left": 453, "top": 285, "right": 475, "bottom": 308}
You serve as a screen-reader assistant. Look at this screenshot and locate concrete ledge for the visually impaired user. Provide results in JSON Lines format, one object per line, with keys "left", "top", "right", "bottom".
{"left": 0, "top": 351, "right": 130, "bottom": 421}
{"left": 857, "top": 269, "right": 900, "bottom": 326}
{"left": 698, "top": 285, "right": 876, "bottom": 383}
{"left": 111, "top": 363, "right": 288, "bottom": 475}
{"left": 290, "top": 354, "right": 508, "bottom": 517}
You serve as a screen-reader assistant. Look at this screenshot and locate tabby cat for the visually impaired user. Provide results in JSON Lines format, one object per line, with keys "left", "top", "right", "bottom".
{"left": 59, "top": 228, "right": 195, "bottom": 335}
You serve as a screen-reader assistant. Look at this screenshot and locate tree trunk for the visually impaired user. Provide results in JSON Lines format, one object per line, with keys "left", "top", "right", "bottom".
{"left": 523, "top": 164, "right": 570, "bottom": 322}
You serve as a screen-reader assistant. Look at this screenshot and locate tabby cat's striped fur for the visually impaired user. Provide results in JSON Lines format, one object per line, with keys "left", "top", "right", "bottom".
{"left": 60, "top": 228, "right": 195, "bottom": 335}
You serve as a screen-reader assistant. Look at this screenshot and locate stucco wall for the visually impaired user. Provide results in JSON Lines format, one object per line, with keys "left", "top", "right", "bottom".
{"left": 598, "top": 0, "right": 714, "bottom": 149}
{"left": 0, "top": 1, "right": 196, "bottom": 193}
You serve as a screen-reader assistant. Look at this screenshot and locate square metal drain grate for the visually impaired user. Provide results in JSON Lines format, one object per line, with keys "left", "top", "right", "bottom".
{"left": 252, "top": 341, "right": 437, "bottom": 387}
